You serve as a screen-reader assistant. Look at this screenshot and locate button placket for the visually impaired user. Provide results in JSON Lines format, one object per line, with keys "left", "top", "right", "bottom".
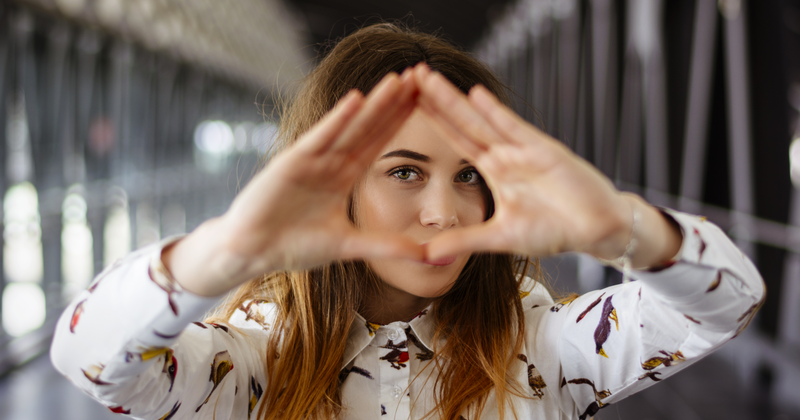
{"left": 378, "top": 326, "right": 411, "bottom": 418}
{"left": 387, "top": 329, "right": 400, "bottom": 341}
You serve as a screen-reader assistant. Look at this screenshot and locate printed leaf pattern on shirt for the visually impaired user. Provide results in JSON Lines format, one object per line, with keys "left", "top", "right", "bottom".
{"left": 694, "top": 228, "right": 707, "bottom": 260}
{"left": 641, "top": 350, "right": 685, "bottom": 371}
{"left": 238, "top": 300, "right": 271, "bottom": 330}
{"left": 594, "top": 296, "right": 619, "bottom": 358}
{"left": 153, "top": 330, "right": 182, "bottom": 339}
{"left": 195, "top": 350, "right": 234, "bottom": 412}
{"left": 339, "top": 360, "right": 374, "bottom": 383}
{"left": 108, "top": 405, "right": 131, "bottom": 414}
{"left": 576, "top": 293, "right": 605, "bottom": 323}
{"left": 125, "top": 346, "right": 173, "bottom": 363}
{"left": 163, "top": 352, "right": 178, "bottom": 392}
{"left": 49, "top": 212, "right": 765, "bottom": 420}
{"left": 158, "top": 401, "right": 181, "bottom": 420}
{"left": 404, "top": 327, "right": 434, "bottom": 361}
{"left": 124, "top": 346, "right": 178, "bottom": 391}
{"left": 148, "top": 265, "right": 181, "bottom": 316}
{"left": 248, "top": 376, "right": 263, "bottom": 419}
{"left": 70, "top": 299, "right": 86, "bottom": 333}
{"left": 366, "top": 320, "right": 381, "bottom": 337}
{"left": 209, "top": 322, "right": 235, "bottom": 338}
{"left": 379, "top": 339, "right": 409, "bottom": 370}
{"left": 707, "top": 271, "right": 723, "bottom": 292}
{"left": 550, "top": 295, "right": 578, "bottom": 312}
{"left": 734, "top": 295, "right": 765, "bottom": 338}
{"left": 561, "top": 377, "right": 611, "bottom": 420}
{"left": 516, "top": 354, "right": 546, "bottom": 398}
{"left": 638, "top": 371, "right": 662, "bottom": 382}
{"left": 82, "top": 363, "right": 114, "bottom": 386}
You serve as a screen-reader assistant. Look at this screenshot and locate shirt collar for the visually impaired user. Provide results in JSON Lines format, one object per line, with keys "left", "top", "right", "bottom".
{"left": 341, "top": 305, "right": 436, "bottom": 371}
{"left": 339, "top": 277, "right": 551, "bottom": 371}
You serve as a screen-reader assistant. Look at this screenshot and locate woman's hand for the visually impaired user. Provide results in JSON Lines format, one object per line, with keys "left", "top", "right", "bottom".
{"left": 412, "top": 64, "right": 681, "bottom": 268}
{"left": 165, "top": 72, "right": 425, "bottom": 297}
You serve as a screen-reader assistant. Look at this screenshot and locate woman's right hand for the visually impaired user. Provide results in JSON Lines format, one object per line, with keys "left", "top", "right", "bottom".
{"left": 164, "top": 72, "right": 425, "bottom": 297}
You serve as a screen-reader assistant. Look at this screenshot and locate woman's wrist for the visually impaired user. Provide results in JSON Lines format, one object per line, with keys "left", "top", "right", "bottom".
{"left": 619, "top": 194, "right": 683, "bottom": 270}
{"left": 161, "top": 217, "right": 256, "bottom": 297}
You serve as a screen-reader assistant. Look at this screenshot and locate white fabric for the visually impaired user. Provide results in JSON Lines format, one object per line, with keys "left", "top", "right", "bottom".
{"left": 50, "top": 210, "right": 765, "bottom": 419}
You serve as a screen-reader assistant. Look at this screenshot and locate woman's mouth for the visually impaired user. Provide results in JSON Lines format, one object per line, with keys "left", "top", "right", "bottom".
{"left": 425, "top": 255, "right": 457, "bottom": 266}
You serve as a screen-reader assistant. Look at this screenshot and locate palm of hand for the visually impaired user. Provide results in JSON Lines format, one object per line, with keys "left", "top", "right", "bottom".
{"left": 469, "top": 138, "right": 628, "bottom": 259}
{"left": 412, "top": 66, "right": 630, "bottom": 261}
{"left": 217, "top": 65, "right": 631, "bottom": 279}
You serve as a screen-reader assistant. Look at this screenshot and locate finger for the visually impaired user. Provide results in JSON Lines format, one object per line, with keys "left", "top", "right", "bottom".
{"left": 351, "top": 70, "right": 419, "bottom": 163}
{"left": 329, "top": 72, "right": 408, "bottom": 153}
{"left": 468, "top": 85, "right": 543, "bottom": 146}
{"left": 416, "top": 100, "right": 485, "bottom": 162}
{"left": 339, "top": 231, "right": 425, "bottom": 261}
{"left": 414, "top": 64, "right": 506, "bottom": 148}
{"left": 425, "top": 223, "right": 510, "bottom": 261}
{"left": 298, "top": 89, "right": 365, "bottom": 155}
{"left": 353, "top": 95, "right": 417, "bottom": 166}
{"left": 415, "top": 101, "right": 508, "bottom": 195}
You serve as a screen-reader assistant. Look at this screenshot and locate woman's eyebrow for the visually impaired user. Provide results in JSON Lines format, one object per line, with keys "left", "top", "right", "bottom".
{"left": 380, "top": 149, "right": 431, "bottom": 162}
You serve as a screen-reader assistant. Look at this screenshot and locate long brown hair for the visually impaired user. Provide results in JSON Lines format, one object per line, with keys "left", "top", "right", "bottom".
{"left": 208, "top": 22, "right": 544, "bottom": 420}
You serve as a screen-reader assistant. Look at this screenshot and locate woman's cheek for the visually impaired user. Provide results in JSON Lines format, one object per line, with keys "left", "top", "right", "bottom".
{"left": 359, "top": 180, "right": 417, "bottom": 233}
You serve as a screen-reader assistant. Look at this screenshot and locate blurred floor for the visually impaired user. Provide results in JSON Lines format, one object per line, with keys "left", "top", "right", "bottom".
{"left": 0, "top": 352, "right": 118, "bottom": 420}
{"left": 1, "top": 348, "right": 798, "bottom": 420}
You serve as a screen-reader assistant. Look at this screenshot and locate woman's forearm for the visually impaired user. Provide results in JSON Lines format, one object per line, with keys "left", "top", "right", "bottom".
{"left": 162, "top": 217, "right": 253, "bottom": 297}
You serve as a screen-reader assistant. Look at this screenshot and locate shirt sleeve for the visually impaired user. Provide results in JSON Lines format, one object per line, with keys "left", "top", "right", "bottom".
{"left": 523, "top": 209, "right": 766, "bottom": 420}
{"left": 50, "top": 238, "right": 270, "bottom": 420}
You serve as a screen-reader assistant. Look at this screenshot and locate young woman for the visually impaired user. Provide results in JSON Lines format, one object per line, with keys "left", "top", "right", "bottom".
{"left": 51, "top": 23, "right": 764, "bottom": 420}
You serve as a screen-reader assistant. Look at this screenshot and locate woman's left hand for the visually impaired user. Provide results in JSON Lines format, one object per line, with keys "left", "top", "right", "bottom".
{"left": 412, "top": 64, "right": 682, "bottom": 268}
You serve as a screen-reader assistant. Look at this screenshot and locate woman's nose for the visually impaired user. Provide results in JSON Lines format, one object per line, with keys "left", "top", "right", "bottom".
{"left": 419, "top": 185, "right": 459, "bottom": 229}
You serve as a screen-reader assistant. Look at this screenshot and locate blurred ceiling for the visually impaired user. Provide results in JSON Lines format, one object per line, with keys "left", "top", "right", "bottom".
{"left": 7, "top": 0, "right": 515, "bottom": 88}
{"left": 283, "top": 0, "right": 516, "bottom": 56}
{"left": 8, "top": 0, "right": 311, "bottom": 89}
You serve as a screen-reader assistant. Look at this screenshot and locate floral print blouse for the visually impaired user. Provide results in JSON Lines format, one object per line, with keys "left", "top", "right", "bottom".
{"left": 50, "top": 210, "right": 765, "bottom": 419}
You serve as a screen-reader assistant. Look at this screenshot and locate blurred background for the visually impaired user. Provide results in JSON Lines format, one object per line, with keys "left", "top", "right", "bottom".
{"left": 0, "top": 0, "right": 797, "bottom": 419}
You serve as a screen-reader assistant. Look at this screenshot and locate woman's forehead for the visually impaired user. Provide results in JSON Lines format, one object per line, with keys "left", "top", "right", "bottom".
{"left": 378, "top": 111, "right": 467, "bottom": 164}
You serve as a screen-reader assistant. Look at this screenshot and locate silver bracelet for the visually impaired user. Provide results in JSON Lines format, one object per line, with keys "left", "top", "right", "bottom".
{"left": 619, "top": 205, "right": 641, "bottom": 283}
{"left": 598, "top": 202, "right": 641, "bottom": 283}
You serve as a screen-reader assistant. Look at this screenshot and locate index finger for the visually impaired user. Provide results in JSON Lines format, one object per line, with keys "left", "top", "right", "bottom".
{"left": 413, "top": 64, "right": 507, "bottom": 148}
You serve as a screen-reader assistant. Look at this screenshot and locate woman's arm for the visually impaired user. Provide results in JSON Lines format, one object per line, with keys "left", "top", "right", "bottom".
{"left": 162, "top": 71, "right": 424, "bottom": 298}
{"left": 411, "top": 63, "right": 765, "bottom": 417}
{"left": 51, "top": 71, "right": 424, "bottom": 418}
{"left": 525, "top": 210, "right": 764, "bottom": 418}
{"left": 50, "top": 240, "right": 266, "bottom": 419}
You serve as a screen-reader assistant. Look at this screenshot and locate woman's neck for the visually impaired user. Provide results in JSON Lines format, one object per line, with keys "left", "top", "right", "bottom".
{"left": 359, "top": 282, "right": 433, "bottom": 325}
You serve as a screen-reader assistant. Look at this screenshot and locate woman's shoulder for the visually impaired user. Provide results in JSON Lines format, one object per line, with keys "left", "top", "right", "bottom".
{"left": 518, "top": 276, "right": 555, "bottom": 308}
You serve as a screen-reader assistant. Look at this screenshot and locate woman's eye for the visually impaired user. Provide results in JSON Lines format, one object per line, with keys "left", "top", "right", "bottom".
{"left": 457, "top": 169, "right": 482, "bottom": 184}
{"left": 391, "top": 168, "right": 419, "bottom": 181}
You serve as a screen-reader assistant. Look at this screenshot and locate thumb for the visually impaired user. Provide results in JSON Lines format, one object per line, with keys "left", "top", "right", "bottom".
{"left": 339, "top": 231, "right": 425, "bottom": 261}
{"left": 425, "top": 223, "right": 508, "bottom": 261}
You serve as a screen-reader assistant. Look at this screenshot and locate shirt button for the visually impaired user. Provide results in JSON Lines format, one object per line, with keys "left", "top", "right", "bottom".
{"left": 393, "top": 385, "right": 403, "bottom": 399}
{"left": 387, "top": 329, "right": 399, "bottom": 341}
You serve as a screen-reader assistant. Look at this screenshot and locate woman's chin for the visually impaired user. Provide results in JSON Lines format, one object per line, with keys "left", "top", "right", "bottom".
{"left": 368, "top": 257, "right": 467, "bottom": 298}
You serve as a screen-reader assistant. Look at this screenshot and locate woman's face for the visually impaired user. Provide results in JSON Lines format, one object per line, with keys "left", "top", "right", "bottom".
{"left": 357, "top": 110, "right": 488, "bottom": 298}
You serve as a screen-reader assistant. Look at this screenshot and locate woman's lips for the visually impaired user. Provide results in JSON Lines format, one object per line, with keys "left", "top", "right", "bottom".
{"left": 425, "top": 255, "right": 457, "bottom": 266}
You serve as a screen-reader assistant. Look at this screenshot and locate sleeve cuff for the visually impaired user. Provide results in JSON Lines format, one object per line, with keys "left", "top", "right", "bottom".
{"left": 626, "top": 209, "right": 729, "bottom": 304}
